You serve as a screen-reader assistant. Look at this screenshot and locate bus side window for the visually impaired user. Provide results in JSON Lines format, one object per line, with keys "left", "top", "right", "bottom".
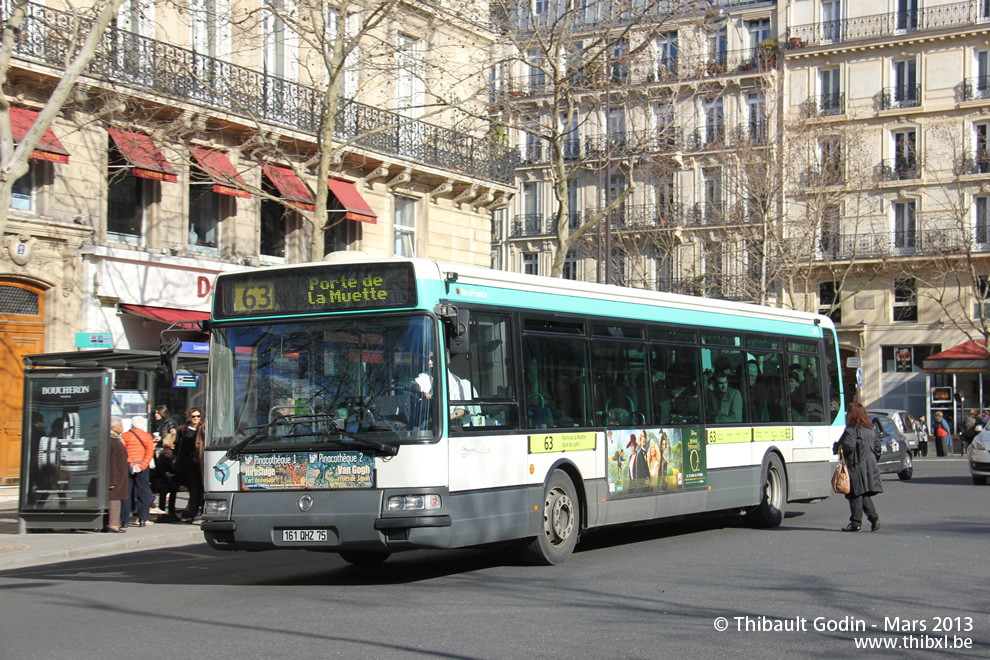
{"left": 522, "top": 334, "right": 590, "bottom": 428}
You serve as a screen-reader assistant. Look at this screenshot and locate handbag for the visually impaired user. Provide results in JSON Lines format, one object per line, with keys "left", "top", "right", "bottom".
{"left": 831, "top": 448, "right": 850, "bottom": 494}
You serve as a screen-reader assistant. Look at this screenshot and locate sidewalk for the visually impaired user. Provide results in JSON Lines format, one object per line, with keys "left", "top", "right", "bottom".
{"left": 0, "top": 486, "right": 206, "bottom": 571}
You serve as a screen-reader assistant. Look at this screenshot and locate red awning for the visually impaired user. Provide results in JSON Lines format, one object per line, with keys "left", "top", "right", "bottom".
{"left": 327, "top": 178, "right": 377, "bottom": 223}
{"left": 9, "top": 107, "right": 70, "bottom": 163}
{"left": 923, "top": 340, "right": 990, "bottom": 373}
{"left": 263, "top": 164, "right": 315, "bottom": 211}
{"left": 108, "top": 128, "right": 177, "bottom": 182}
{"left": 190, "top": 146, "right": 250, "bottom": 198}
{"left": 120, "top": 304, "right": 210, "bottom": 325}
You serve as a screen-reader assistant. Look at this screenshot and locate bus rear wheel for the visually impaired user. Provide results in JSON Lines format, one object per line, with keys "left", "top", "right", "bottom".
{"left": 749, "top": 454, "right": 786, "bottom": 528}
{"left": 520, "top": 470, "right": 579, "bottom": 565}
{"left": 339, "top": 550, "right": 391, "bottom": 566}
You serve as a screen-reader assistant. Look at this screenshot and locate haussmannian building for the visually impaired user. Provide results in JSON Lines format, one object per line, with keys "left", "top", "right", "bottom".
{"left": 0, "top": 0, "right": 515, "bottom": 483}
{"left": 495, "top": 0, "right": 990, "bottom": 425}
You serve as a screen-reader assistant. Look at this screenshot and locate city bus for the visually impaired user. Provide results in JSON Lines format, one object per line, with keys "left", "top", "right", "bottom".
{"left": 176, "top": 252, "right": 843, "bottom": 565}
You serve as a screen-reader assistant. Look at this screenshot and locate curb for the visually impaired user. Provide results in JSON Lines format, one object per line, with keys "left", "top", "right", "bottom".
{"left": 0, "top": 525, "right": 206, "bottom": 571}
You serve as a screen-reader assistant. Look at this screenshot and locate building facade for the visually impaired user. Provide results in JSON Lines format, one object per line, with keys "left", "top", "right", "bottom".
{"left": 496, "top": 0, "right": 990, "bottom": 424}
{"left": 0, "top": 0, "right": 515, "bottom": 483}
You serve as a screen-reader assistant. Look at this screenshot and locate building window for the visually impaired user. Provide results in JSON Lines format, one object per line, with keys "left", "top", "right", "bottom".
{"left": 892, "top": 200, "right": 917, "bottom": 250}
{"left": 607, "top": 107, "right": 626, "bottom": 150}
{"left": 609, "top": 174, "right": 627, "bottom": 227}
{"left": 748, "top": 18, "right": 771, "bottom": 53}
{"left": 10, "top": 162, "right": 37, "bottom": 212}
{"left": 188, "top": 168, "right": 220, "bottom": 253}
{"left": 976, "top": 196, "right": 990, "bottom": 245}
{"left": 108, "top": 148, "right": 145, "bottom": 244}
{"left": 748, "top": 94, "right": 765, "bottom": 144}
{"left": 896, "top": 0, "right": 919, "bottom": 31}
{"left": 891, "top": 128, "right": 918, "bottom": 179}
{"left": 977, "top": 275, "right": 990, "bottom": 318}
{"left": 978, "top": 49, "right": 990, "bottom": 94}
{"left": 893, "top": 277, "right": 918, "bottom": 322}
{"left": 521, "top": 181, "right": 541, "bottom": 233}
{"left": 819, "top": 135, "right": 843, "bottom": 184}
{"left": 611, "top": 248, "right": 626, "bottom": 287}
{"left": 523, "top": 252, "right": 538, "bottom": 275}
{"left": 819, "top": 281, "right": 841, "bottom": 324}
{"left": 567, "top": 179, "right": 579, "bottom": 230}
{"left": 393, "top": 195, "right": 416, "bottom": 257}
{"left": 562, "top": 250, "right": 577, "bottom": 280}
{"left": 259, "top": 176, "right": 287, "bottom": 262}
{"left": 707, "top": 27, "right": 727, "bottom": 71}
{"left": 893, "top": 58, "right": 918, "bottom": 106}
{"left": 610, "top": 39, "right": 628, "bottom": 84}
{"left": 821, "top": 1, "right": 842, "bottom": 42}
{"left": 881, "top": 345, "right": 938, "bottom": 372}
{"left": 526, "top": 48, "right": 545, "bottom": 90}
{"left": 819, "top": 67, "right": 841, "bottom": 114}
{"left": 654, "top": 31, "right": 678, "bottom": 79}
{"left": 703, "top": 98, "right": 724, "bottom": 147}
{"left": 820, "top": 205, "right": 841, "bottom": 257}
{"left": 975, "top": 123, "right": 990, "bottom": 173}
{"left": 702, "top": 167, "right": 722, "bottom": 222}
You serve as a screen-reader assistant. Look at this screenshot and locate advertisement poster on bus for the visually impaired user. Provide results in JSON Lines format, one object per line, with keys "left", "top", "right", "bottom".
{"left": 20, "top": 369, "right": 110, "bottom": 512}
{"left": 239, "top": 451, "right": 375, "bottom": 490}
{"left": 606, "top": 427, "right": 707, "bottom": 498}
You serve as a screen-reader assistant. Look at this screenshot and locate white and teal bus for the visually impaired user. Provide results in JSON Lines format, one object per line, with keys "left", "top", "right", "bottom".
{"left": 184, "top": 253, "right": 843, "bottom": 565}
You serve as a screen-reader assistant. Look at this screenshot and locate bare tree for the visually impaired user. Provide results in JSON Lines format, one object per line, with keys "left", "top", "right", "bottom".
{"left": 490, "top": 0, "right": 710, "bottom": 279}
{"left": 0, "top": 0, "right": 127, "bottom": 237}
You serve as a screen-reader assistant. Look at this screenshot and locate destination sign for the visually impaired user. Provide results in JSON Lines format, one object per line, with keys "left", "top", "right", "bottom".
{"left": 215, "top": 262, "right": 416, "bottom": 319}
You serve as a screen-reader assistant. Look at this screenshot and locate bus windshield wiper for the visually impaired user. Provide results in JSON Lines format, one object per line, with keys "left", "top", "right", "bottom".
{"left": 225, "top": 414, "right": 397, "bottom": 460}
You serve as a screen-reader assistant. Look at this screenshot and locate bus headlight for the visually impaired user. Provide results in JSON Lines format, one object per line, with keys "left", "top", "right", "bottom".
{"left": 204, "top": 499, "right": 229, "bottom": 515}
{"left": 386, "top": 494, "right": 441, "bottom": 512}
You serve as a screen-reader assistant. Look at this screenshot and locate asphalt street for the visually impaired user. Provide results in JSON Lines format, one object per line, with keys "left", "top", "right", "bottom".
{"left": 0, "top": 456, "right": 986, "bottom": 659}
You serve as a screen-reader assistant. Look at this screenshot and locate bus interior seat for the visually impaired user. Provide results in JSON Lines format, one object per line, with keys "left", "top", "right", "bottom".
{"left": 527, "top": 393, "right": 554, "bottom": 429}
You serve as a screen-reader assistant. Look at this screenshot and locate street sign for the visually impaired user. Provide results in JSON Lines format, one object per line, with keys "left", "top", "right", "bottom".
{"left": 74, "top": 332, "right": 112, "bottom": 348}
{"left": 846, "top": 357, "right": 861, "bottom": 368}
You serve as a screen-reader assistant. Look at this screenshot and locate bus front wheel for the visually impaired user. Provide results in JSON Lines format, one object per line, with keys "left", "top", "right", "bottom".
{"left": 749, "top": 454, "right": 786, "bottom": 528}
{"left": 520, "top": 470, "right": 580, "bottom": 565}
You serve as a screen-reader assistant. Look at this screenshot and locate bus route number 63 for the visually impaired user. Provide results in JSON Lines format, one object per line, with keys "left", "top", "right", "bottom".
{"left": 233, "top": 282, "right": 275, "bottom": 312}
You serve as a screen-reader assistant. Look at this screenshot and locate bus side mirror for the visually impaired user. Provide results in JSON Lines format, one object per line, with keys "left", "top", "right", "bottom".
{"left": 449, "top": 308, "right": 470, "bottom": 355}
{"left": 160, "top": 337, "right": 182, "bottom": 381}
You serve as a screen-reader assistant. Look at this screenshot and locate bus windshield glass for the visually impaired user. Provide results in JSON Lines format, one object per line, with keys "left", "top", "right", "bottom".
{"left": 207, "top": 314, "right": 439, "bottom": 448}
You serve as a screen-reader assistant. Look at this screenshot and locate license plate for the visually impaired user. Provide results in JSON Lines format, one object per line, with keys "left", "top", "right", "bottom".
{"left": 282, "top": 529, "right": 327, "bottom": 543}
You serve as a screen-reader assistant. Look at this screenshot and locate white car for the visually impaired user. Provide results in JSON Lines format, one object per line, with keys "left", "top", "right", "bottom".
{"left": 969, "top": 431, "right": 990, "bottom": 485}
{"left": 869, "top": 409, "right": 920, "bottom": 452}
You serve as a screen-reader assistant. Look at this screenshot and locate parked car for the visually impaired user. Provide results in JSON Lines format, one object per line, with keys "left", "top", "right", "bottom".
{"left": 869, "top": 409, "right": 920, "bottom": 452}
{"left": 870, "top": 414, "right": 913, "bottom": 480}
{"left": 968, "top": 430, "right": 990, "bottom": 485}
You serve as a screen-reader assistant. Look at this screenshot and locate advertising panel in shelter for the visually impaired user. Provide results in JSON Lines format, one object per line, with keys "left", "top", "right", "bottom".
{"left": 20, "top": 369, "right": 111, "bottom": 511}
{"left": 606, "top": 427, "right": 707, "bottom": 497}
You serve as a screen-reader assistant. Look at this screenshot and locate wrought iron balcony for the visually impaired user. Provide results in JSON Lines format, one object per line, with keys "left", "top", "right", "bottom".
{"left": 786, "top": 1, "right": 988, "bottom": 49}
{"left": 878, "top": 158, "right": 923, "bottom": 182}
{"left": 616, "top": 202, "right": 683, "bottom": 229}
{"left": 881, "top": 85, "right": 922, "bottom": 110}
{"left": 685, "top": 126, "right": 728, "bottom": 151}
{"left": 812, "top": 229, "right": 980, "bottom": 260}
{"left": 689, "top": 202, "right": 727, "bottom": 225}
{"left": 655, "top": 275, "right": 773, "bottom": 302}
{"left": 8, "top": 1, "right": 517, "bottom": 185}
{"left": 957, "top": 151, "right": 990, "bottom": 175}
{"left": 963, "top": 77, "right": 990, "bottom": 101}
{"left": 804, "top": 164, "right": 845, "bottom": 187}
{"left": 806, "top": 93, "right": 845, "bottom": 117}
{"left": 511, "top": 214, "right": 548, "bottom": 237}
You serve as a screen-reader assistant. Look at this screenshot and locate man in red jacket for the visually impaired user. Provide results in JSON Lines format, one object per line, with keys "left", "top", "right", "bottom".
{"left": 122, "top": 416, "right": 156, "bottom": 528}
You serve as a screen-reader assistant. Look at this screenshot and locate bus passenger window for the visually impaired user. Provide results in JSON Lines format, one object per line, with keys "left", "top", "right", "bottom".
{"left": 522, "top": 334, "right": 590, "bottom": 428}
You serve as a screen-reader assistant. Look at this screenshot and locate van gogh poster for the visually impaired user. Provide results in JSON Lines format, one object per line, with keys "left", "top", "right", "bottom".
{"left": 240, "top": 451, "right": 375, "bottom": 490}
{"left": 606, "top": 427, "right": 707, "bottom": 498}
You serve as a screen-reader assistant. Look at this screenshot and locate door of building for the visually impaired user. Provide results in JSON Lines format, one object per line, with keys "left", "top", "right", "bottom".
{"left": 0, "top": 280, "right": 46, "bottom": 484}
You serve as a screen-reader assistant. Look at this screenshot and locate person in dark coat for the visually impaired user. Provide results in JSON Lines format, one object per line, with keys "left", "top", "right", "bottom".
{"left": 832, "top": 403, "right": 883, "bottom": 532}
{"left": 107, "top": 418, "right": 129, "bottom": 533}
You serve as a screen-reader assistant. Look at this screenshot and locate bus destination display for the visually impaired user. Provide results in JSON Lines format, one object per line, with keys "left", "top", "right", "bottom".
{"left": 216, "top": 262, "right": 416, "bottom": 318}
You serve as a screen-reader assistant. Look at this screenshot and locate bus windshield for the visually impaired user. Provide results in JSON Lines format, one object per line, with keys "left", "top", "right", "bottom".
{"left": 207, "top": 314, "right": 439, "bottom": 448}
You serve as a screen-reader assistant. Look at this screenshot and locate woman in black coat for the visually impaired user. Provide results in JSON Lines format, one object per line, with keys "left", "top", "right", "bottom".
{"left": 832, "top": 402, "right": 883, "bottom": 532}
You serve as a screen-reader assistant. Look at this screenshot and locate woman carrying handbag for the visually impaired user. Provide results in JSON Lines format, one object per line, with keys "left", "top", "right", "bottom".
{"left": 832, "top": 403, "right": 883, "bottom": 532}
